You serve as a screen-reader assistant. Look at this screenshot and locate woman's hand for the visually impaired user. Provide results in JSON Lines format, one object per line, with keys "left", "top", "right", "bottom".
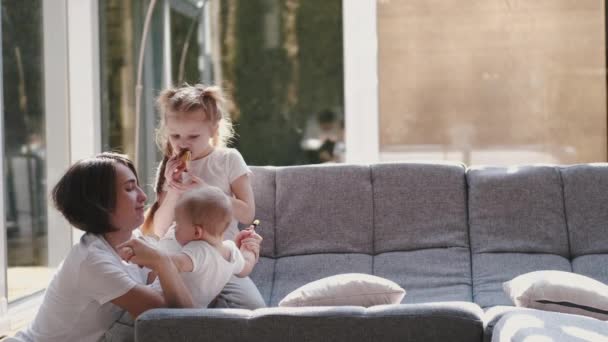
{"left": 117, "top": 238, "right": 166, "bottom": 270}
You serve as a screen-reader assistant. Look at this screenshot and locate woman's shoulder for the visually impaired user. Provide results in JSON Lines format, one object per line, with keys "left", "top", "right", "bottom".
{"left": 53, "top": 235, "right": 115, "bottom": 284}
{"left": 73, "top": 234, "right": 118, "bottom": 264}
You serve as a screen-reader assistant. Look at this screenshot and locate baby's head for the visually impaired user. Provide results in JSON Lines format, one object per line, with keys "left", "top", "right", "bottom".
{"left": 173, "top": 187, "right": 233, "bottom": 246}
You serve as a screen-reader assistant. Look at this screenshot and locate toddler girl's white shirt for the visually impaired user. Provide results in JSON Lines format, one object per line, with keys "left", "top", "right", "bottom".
{"left": 12, "top": 233, "right": 148, "bottom": 342}
{"left": 157, "top": 232, "right": 245, "bottom": 308}
{"left": 168, "top": 148, "right": 251, "bottom": 241}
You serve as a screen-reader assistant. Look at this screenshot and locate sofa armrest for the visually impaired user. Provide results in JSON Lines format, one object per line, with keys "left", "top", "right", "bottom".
{"left": 135, "top": 302, "right": 483, "bottom": 342}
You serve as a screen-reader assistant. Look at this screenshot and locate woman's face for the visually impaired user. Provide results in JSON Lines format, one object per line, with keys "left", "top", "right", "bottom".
{"left": 110, "top": 163, "right": 147, "bottom": 231}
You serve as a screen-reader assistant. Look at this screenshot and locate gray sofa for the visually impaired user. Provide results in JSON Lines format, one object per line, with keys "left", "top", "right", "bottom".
{"left": 136, "top": 162, "right": 608, "bottom": 341}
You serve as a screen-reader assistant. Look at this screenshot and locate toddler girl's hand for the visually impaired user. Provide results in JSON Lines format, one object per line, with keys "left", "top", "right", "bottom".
{"left": 167, "top": 173, "right": 204, "bottom": 195}
{"left": 164, "top": 156, "right": 187, "bottom": 183}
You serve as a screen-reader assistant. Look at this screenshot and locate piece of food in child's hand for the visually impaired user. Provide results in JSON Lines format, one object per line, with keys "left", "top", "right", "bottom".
{"left": 252, "top": 219, "right": 260, "bottom": 229}
{"left": 175, "top": 149, "right": 192, "bottom": 172}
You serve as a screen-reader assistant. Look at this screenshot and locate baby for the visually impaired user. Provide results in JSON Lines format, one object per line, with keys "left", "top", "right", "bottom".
{"left": 152, "top": 186, "right": 256, "bottom": 307}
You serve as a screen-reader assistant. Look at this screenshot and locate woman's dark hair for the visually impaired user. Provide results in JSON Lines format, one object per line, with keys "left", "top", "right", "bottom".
{"left": 52, "top": 152, "right": 139, "bottom": 234}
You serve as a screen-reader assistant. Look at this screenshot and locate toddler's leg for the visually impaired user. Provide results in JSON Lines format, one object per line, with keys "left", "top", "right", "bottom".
{"left": 211, "top": 276, "right": 266, "bottom": 309}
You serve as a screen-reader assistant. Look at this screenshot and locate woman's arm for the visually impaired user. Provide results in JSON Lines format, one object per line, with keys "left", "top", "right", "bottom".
{"left": 113, "top": 239, "right": 193, "bottom": 318}
{"left": 230, "top": 174, "right": 255, "bottom": 224}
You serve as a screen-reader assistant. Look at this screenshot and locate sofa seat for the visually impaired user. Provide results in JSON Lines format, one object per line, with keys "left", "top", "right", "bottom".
{"left": 136, "top": 302, "right": 484, "bottom": 342}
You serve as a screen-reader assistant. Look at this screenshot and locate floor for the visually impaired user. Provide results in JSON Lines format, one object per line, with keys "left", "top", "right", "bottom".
{"left": 1, "top": 267, "right": 52, "bottom": 339}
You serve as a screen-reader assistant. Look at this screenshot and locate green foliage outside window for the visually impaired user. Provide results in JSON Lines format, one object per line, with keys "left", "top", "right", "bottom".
{"left": 220, "top": 0, "right": 343, "bottom": 166}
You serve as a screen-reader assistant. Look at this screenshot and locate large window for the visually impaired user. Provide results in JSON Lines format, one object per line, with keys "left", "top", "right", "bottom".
{"left": 1, "top": 0, "right": 52, "bottom": 303}
{"left": 376, "top": 1, "right": 606, "bottom": 165}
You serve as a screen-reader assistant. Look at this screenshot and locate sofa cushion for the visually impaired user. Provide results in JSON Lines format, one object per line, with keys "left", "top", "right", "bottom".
{"left": 249, "top": 257, "right": 275, "bottom": 306}
{"left": 491, "top": 309, "right": 608, "bottom": 342}
{"left": 503, "top": 270, "right": 608, "bottom": 320}
{"left": 374, "top": 248, "right": 472, "bottom": 303}
{"left": 468, "top": 166, "right": 572, "bottom": 309}
{"left": 572, "top": 255, "right": 608, "bottom": 285}
{"left": 278, "top": 273, "right": 405, "bottom": 307}
{"left": 274, "top": 165, "right": 373, "bottom": 256}
{"left": 136, "top": 303, "right": 484, "bottom": 342}
{"left": 249, "top": 167, "right": 276, "bottom": 258}
{"left": 561, "top": 164, "right": 608, "bottom": 257}
{"left": 371, "top": 163, "right": 468, "bottom": 252}
{"left": 468, "top": 166, "right": 569, "bottom": 256}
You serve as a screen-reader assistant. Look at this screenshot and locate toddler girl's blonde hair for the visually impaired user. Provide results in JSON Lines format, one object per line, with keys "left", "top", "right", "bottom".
{"left": 155, "top": 84, "right": 234, "bottom": 151}
{"left": 142, "top": 84, "right": 234, "bottom": 236}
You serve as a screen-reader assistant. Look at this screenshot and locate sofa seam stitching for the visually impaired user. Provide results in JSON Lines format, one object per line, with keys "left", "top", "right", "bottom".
{"left": 465, "top": 166, "right": 475, "bottom": 304}
{"left": 557, "top": 167, "right": 573, "bottom": 270}
{"left": 270, "top": 167, "right": 278, "bottom": 306}
{"left": 370, "top": 165, "right": 376, "bottom": 275}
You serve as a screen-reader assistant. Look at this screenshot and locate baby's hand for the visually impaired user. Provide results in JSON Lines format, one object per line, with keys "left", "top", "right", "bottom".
{"left": 118, "top": 246, "right": 134, "bottom": 262}
{"left": 235, "top": 227, "right": 254, "bottom": 248}
{"left": 236, "top": 228, "right": 262, "bottom": 261}
{"left": 116, "top": 238, "right": 163, "bottom": 270}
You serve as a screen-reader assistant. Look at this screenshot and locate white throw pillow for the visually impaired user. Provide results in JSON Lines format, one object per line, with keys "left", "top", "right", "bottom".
{"left": 278, "top": 273, "right": 406, "bottom": 307}
{"left": 503, "top": 270, "right": 608, "bottom": 320}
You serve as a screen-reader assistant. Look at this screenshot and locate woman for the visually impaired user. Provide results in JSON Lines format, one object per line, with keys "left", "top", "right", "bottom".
{"left": 9, "top": 153, "right": 261, "bottom": 342}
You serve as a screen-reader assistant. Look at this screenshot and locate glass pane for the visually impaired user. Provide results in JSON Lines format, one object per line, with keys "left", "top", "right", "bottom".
{"left": 377, "top": 1, "right": 606, "bottom": 165}
{"left": 99, "top": 0, "right": 137, "bottom": 157}
{"left": 2, "top": 0, "right": 51, "bottom": 301}
{"left": 218, "top": 0, "right": 345, "bottom": 165}
{"left": 171, "top": 7, "right": 201, "bottom": 85}
{"left": 99, "top": 0, "right": 167, "bottom": 195}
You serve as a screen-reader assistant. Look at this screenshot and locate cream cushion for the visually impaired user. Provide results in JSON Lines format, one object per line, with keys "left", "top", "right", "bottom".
{"left": 278, "top": 273, "right": 406, "bottom": 307}
{"left": 503, "top": 270, "right": 608, "bottom": 320}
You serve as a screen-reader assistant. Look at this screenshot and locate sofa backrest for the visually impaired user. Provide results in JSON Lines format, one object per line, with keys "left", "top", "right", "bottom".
{"left": 468, "top": 164, "right": 608, "bottom": 308}
{"left": 250, "top": 162, "right": 608, "bottom": 309}
{"left": 250, "top": 163, "right": 472, "bottom": 306}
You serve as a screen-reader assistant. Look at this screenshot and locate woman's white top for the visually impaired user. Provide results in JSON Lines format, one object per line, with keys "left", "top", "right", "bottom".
{"left": 12, "top": 233, "right": 148, "bottom": 342}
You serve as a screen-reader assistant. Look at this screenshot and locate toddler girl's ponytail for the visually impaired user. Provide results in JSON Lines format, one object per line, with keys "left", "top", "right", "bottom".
{"left": 198, "top": 85, "right": 234, "bottom": 148}
{"left": 141, "top": 142, "right": 173, "bottom": 236}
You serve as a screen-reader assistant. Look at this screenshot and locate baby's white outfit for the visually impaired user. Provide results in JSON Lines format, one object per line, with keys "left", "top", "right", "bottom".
{"left": 156, "top": 229, "right": 245, "bottom": 308}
